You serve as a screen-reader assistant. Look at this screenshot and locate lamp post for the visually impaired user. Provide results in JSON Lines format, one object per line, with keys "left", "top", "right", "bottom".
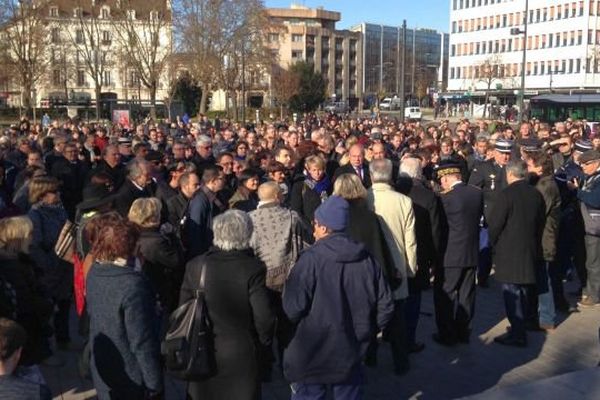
{"left": 510, "top": 0, "right": 529, "bottom": 122}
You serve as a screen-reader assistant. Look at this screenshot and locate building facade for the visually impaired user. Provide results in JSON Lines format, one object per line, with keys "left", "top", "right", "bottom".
{"left": 350, "top": 23, "right": 449, "bottom": 106}
{"left": 266, "top": 5, "right": 362, "bottom": 106}
{"left": 448, "top": 0, "right": 600, "bottom": 94}
{"left": 1, "top": 0, "right": 172, "bottom": 109}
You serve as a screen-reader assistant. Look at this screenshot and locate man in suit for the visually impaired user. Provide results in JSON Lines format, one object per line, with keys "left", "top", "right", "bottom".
{"left": 432, "top": 161, "right": 483, "bottom": 346}
{"left": 396, "top": 156, "right": 443, "bottom": 353}
{"left": 50, "top": 143, "right": 89, "bottom": 220}
{"left": 333, "top": 144, "right": 372, "bottom": 188}
{"left": 468, "top": 138, "right": 513, "bottom": 287}
{"left": 488, "top": 160, "right": 546, "bottom": 347}
{"left": 113, "top": 159, "right": 153, "bottom": 216}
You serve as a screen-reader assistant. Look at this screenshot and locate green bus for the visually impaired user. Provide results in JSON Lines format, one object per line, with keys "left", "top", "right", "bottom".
{"left": 530, "top": 94, "right": 600, "bottom": 123}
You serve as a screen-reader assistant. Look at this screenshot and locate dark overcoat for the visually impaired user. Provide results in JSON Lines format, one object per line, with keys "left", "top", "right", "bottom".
{"left": 487, "top": 180, "right": 546, "bottom": 284}
{"left": 179, "top": 248, "right": 275, "bottom": 400}
{"left": 440, "top": 182, "right": 483, "bottom": 268}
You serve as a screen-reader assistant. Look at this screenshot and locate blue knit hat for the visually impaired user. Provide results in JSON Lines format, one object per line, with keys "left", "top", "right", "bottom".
{"left": 314, "top": 195, "right": 349, "bottom": 232}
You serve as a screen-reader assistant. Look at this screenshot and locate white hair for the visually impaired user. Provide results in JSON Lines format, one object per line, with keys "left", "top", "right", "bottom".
{"left": 370, "top": 158, "right": 393, "bottom": 183}
{"left": 399, "top": 157, "right": 423, "bottom": 179}
{"left": 196, "top": 135, "right": 212, "bottom": 147}
{"left": 212, "top": 210, "right": 253, "bottom": 251}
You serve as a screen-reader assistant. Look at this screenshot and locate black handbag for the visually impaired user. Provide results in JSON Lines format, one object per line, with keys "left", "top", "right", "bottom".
{"left": 161, "top": 262, "right": 215, "bottom": 380}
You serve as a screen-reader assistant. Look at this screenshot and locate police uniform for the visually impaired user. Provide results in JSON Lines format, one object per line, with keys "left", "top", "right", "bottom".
{"left": 433, "top": 162, "right": 484, "bottom": 345}
{"left": 554, "top": 140, "right": 590, "bottom": 301}
{"left": 468, "top": 139, "right": 513, "bottom": 221}
{"left": 468, "top": 139, "right": 513, "bottom": 286}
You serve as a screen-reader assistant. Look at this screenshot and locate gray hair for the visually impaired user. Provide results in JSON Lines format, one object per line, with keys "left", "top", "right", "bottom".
{"left": 399, "top": 157, "right": 422, "bottom": 179}
{"left": 212, "top": 210, "right": 253, "bottom": 251}
{"left": 127, "top": 158, "right": 149, "bottom": 179}
{"left": 196, "top": 135, "right": 212, "bottom": 147}
{"left": 370, "top": 158, "right": 393, "bottom": 183}
{"left": 506, "top": 160, "right": 527, "bottom": 179}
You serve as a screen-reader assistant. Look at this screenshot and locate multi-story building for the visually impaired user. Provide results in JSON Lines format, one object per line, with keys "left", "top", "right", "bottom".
{"left": 1, "top": 0, "right": 172, "bottom": 109}
{"left": 448, "top": 0, "right": 600, "bottom": 95}
{"left": 350, "top": 23, "right": 449, "bottom": 106}
{"left": 266, "top": 5, "right": 362, "bottom": 107}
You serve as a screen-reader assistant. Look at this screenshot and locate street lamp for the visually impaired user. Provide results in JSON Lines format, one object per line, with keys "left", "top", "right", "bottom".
{"left": 510, "top": 0, "right": 529, "bottom": 122}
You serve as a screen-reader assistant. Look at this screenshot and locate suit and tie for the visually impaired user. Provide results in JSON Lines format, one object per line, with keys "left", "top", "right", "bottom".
{"left": 333, "top": 162, "right": 372, "bottom": 188}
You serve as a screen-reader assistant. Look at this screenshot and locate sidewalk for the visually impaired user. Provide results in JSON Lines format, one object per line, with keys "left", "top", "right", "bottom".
{"left": 43, "top": 276, "right": 600, "bottom": 400}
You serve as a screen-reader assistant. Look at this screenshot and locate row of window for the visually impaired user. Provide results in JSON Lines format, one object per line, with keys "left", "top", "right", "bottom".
{"left": 48, "top": 5, "right": 158, "bottom": 20}
{"left": 268, "top": 33, "right": 358, "bottom": 51}
{"left": 451, "top": 1, "right": 594, "bottom": 34}
{"left": 451, "top": 30, "right": 586, "bottom": 56}
{"left": 51, "top": 28, "right": 112, "bottom": 45}
{"left": 449, "top": 58, "right": 587, "bottom": 80}
{"left": 51, "top": 69, "right": 141, "bottom": 87}
{"left": 452, "top": 0, "right": 509, "bottom": 10}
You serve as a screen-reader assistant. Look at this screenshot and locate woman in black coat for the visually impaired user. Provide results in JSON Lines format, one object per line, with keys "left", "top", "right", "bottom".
{"left": 0, "top": 216, "right": 53, "bottom": 366}
{"left": 179, "top": 210, "right": 275, "bottom": 400}
{"left": 290, "top": 154, "right": 332, "bottom": 227}
{"left": 333, "top": 173, "right": 396, "bottom": 283}
{"left": 27, "top": 176, "right": 72, "bottom": 346}
{"left": 128, "top": 197, "right": 184, "bottom": 313}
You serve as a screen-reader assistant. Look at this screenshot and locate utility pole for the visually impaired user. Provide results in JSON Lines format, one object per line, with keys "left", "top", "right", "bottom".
{"left": 400, "top": 20, "right": 406, "bottom": 121}
{"left": 411, "top": 27, "right": 416, "bottom": 101}
{"left": 241, "top": 42, "right": 246, "bottom": 124}
{"left": 380, "top": 24, "right": 384, "bottom": 95}
{"left": 396, "top": 26, "right": 400, "bottom": 95}
{"left": 511, "top": 0, "right": 529, "bottom": 122}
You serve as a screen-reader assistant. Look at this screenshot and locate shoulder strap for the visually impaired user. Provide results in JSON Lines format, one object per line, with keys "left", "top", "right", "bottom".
{"left": 199, "top": 261, "right": 207, "bottom": 291}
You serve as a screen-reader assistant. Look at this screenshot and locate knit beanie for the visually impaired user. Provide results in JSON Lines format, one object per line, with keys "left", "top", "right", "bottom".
{"left": 314, "top": 195, "right": 349, "bottom": 232}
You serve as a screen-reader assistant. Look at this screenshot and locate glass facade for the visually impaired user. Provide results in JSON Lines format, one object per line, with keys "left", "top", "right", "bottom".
{"left": 357, "top": 24, "right": 448, "bottom": 99}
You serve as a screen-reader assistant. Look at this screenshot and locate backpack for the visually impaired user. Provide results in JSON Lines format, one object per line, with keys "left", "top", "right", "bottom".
{"left": 161, "top": 261, "right": 215, "bottom": 380}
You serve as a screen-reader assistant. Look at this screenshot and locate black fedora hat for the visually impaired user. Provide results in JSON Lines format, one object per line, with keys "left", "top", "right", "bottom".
{"left": 77, "top": 183, "right": 114, "bottom": 212}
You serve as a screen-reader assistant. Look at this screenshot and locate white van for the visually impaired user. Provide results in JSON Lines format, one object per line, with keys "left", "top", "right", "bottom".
{"left": 405, "top": 106, "right": 422, "bottom": 120}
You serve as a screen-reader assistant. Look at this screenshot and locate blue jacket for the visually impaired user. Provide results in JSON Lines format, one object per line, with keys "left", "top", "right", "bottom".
{"left": 578, "top": 171, "right": 600, "bottom": 209}
{"left": 86, "top": 263, "right": 163, "bottom": 399}
{"left": 184, "top": 190, "right": 213, "bottom": 259}
{"left": 282, "top": 233, "right": 394, "bottom": 384}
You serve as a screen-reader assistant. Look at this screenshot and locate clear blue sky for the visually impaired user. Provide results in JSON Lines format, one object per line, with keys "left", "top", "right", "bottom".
{"left": 264, "top": 0, "right": 450, "bottom": 32}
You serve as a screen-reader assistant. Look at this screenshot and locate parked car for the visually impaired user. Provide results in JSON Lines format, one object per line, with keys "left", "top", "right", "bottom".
{"left": 380, "top": 97, "right": 404, "bottom": 111}
{"left": 324, "top": 101, "right": 350, "bottom": 113}
{"left": 379, "top": 98, "right": 392, "bottom": 110}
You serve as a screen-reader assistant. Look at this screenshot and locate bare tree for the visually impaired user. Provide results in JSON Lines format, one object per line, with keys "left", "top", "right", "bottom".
{"left": 0, "top": 0, "right": 49, "bottom": 109}
{"left": 111, "top": 0, "right": 172, "bottom": 118}
{"left": 47, "top": 40, "right": 76, "bottom": 101}
{"left": 176, "top": 0, "right": 270, "bottom": 116}
{"left": 162, "top": 54, "right": 187, "bottom": 122}
{"left": 271, "top": 64, "right": 299, "bottom": 119}
{"left": 67, "top": 1, "right": 112, "bottom": 120}
{"left": 477, "top": 55, "right": 503, "bottom": 119}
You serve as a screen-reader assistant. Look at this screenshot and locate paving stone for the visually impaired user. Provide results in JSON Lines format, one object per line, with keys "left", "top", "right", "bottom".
{"left": 43, "top": 277, "right": 600, "bottom": 399}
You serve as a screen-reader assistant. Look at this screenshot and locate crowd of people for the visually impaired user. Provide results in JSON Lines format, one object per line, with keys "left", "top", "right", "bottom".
{"left": 0, "top": 112, "right": 599, "bottom": 399}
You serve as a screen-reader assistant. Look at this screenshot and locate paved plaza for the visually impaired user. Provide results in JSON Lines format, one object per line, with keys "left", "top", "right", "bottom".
{"left": 42, "top": 277, "right": 600, "bottom": 400}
